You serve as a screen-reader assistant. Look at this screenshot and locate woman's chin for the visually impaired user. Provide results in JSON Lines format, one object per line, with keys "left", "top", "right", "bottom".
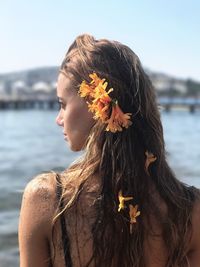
{"left": 68, "top": 141, "right": 82, "bottom": 152}
{"left": 65, "top": 136, "right": 86, "bottom": 152}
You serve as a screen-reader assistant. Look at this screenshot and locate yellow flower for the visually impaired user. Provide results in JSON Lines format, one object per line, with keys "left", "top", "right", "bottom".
{"left": 88, "top": 98, "right": 110, "bottom": 122}
{"left": 118, "top": 190, "right": 133, "bottom": 212}
{"left": 106, "top": 101, "right": 132, "bottom": 133}
{"left": 79, "top": 80, "right": 95, "bottom": 98}
{"left": 145, "top": 151, "right": 157, "bottom": 175}
{"left": 89, "top": 72, "right": 105, "bottom": 87}
{"left": 94, "top": 82, "right": 113, "bottom": 102}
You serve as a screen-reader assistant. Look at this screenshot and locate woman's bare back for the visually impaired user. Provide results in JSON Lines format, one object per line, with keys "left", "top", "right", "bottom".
{"left": 19, "top": 172, "right": 200, "bottom": 267}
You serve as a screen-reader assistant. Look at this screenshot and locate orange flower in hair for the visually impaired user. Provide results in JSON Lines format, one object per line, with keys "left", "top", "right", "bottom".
{"left": 129, "top": 204, "right": 141, "bottom": 234}
{"left": 106, "top": 100, "right": 132, "bottom": 133}
{"left": 88, "top": 98, "right": 110, "bottom": 122}
{"left": 79, "top": 73, "right": 132, "bottom": 133}
{"left": 79, "top": 81, "right": 94, "bottom": 98}
{"left": 129, "top": 204, "right": 140, "bottom": 224}
{"left": 118, "top": 190, "right": 141, "bottom": 234}
{"left": 89, "top": 72, "right": 105, "bottom": 87}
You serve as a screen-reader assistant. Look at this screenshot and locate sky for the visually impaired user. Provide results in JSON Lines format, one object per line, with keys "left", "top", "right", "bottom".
{"left": 0, "top": 0, "right": 199, "bottom": 81}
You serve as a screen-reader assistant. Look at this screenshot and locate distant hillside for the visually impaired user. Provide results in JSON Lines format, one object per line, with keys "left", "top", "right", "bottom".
{"left": 0, "top": 66, "right": 59, "bottom": 86}
{"left": 0, "top": 66, "right": 200, "bottom": 97}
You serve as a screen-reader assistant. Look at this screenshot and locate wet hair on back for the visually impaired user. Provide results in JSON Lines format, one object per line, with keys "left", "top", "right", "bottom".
{"left": 51, "top": 34, "right": 199, "bottom": 267}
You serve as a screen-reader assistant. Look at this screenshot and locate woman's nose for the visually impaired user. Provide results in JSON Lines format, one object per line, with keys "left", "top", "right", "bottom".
{"left": 56, "top": 112, "right": 64, "bottom": 126}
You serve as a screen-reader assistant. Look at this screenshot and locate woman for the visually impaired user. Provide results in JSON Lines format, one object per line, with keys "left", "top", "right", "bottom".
{"left": 18, "top": 34, "right": 200, "bottom": 267}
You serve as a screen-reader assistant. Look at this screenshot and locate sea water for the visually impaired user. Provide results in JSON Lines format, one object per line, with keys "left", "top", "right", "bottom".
{"left": 0, "top": 110, "right": 199, "bottom": 267}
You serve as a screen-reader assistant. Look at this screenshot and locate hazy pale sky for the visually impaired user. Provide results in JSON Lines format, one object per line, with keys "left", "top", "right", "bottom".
{"left": 0, "top": 0, "right": 199, "bottom": 81}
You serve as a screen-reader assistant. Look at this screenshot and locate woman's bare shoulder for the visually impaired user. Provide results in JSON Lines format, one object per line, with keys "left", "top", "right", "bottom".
{"left": 23, "top": 171, "right": 57, "bottom": 200}
{"left": 22, "top": 172, "right": 58, "bottom": 209}
{"left": 20, "top": 171, "right": 59, "bottom": 235}
{"left": 18, "top": 172, "right": 60, "bottom": 266}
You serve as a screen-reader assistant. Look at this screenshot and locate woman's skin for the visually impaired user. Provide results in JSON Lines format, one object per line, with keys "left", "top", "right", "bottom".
{"left": 55, "top": 73, "right": 94, "bottom": 151}
{"left": 18, "top": 73, "right": 200, "bottom": 267}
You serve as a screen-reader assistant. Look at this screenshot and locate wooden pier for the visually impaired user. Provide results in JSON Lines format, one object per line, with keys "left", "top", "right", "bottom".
{"left": 0, "top": 98, "right": 59, "bottom": 110}
{"left": 158, "top": 97, "right": 200, "bottom": 113}
{"left": 0, "top": 97, "right": 200, "bottom": 112}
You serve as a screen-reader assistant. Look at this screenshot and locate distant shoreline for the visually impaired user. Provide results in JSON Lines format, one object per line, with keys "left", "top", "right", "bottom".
{"left": 0, "top": 97, "right": 200, "bottom": 113}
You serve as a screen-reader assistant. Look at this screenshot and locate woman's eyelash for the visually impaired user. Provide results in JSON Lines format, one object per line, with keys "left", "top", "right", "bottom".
{"left": 58, "top": 101, "right": 66, "bottom": 109}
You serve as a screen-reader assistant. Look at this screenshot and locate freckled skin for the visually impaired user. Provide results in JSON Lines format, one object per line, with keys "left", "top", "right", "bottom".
{"left": 18, "top": 173, "right": 58, "bottom": 267}
{"left": 18, "top": 171, "right": 200, "bottom": 267}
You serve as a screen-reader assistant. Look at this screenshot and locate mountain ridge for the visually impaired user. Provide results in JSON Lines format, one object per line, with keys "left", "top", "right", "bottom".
{"left": 0, "top": 66, "right": 200, "bottom": 97}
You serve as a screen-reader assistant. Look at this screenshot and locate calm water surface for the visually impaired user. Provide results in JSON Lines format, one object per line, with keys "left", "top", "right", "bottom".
{"left": 0, "top": 110, "right": 199, "bottom": 267}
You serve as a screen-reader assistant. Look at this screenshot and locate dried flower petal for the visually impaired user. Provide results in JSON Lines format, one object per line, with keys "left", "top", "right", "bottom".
{"left": 145, "top": 151, "right": 157, "bottom": 175}
{"left": 118, "top": 190, "right": 133, "bottom": 212}
{"left": 129, "top": 204, "right": 141, "bottom": 224}
{"left": 129, "top": 204, "right": 141, "bottom": 234}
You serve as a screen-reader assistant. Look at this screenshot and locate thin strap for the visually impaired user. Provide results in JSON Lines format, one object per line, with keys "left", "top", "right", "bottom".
{"left": 56, "top": 173, "right": 73, "bottom": 267}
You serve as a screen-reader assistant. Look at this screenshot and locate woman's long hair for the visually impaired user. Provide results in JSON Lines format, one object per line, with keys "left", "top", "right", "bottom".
{"left": 52, "top": 34, "right": 199, "bottom": 267}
